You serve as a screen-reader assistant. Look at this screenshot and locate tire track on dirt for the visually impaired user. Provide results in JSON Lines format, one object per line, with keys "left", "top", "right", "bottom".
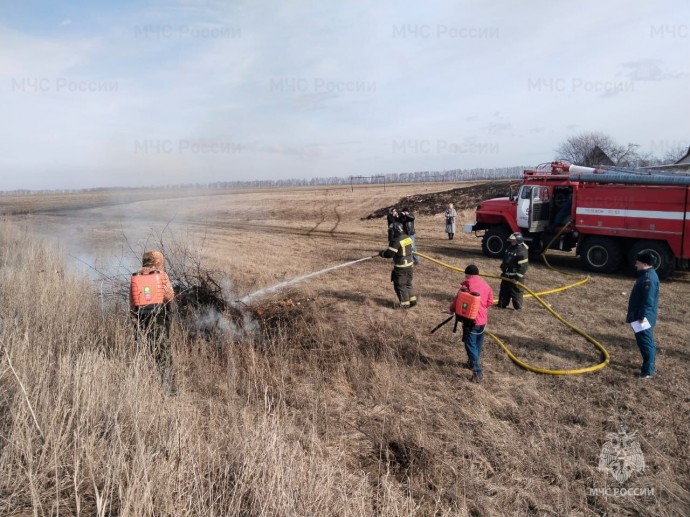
{"left": 187, "top": 218, "right": 380, "bottom": 245}
{"left": 187, "top": 216, "right": 488, "bottom": 262}
{"left": 329, "top": 204, "right": 341, "bottom": 235}
{"left": 306, "top": 203, "right": 328, "bottom": 236}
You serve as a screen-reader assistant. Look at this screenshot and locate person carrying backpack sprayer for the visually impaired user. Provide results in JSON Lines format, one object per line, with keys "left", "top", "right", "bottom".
{"left": 130, "top": 250, "right": 176, "bottom": 393}
{"left": 448, "top": 264, "right": 494, "bottom": 382}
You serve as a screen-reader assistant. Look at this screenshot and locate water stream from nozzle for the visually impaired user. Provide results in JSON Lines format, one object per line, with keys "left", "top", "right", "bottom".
{"left": 236, "top": 256, "right": 374, "bottom": 305}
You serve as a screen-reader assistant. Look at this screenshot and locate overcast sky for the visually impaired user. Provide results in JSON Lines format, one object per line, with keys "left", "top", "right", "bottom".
{"left": 1, "top": 0, "right": 688, "bottom": 190}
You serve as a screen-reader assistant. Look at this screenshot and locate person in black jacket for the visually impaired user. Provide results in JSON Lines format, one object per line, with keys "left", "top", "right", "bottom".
{"left": 379, "top": 222, "right": 417, "bottom": 308}
{"left": 497, "top": 232, "right": 529, "bottom": 309}
{"left": 386, "top": 207, "right": 400, "bottom": 226}
{"left": 398, "top": 207, "right": 419, "bottom": 264}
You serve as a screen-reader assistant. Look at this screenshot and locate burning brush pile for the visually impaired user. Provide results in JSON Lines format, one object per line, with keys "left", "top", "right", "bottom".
{"left": 171, "top": 268, "right": 248, "bottom": 341}
{"left": 167, "top": 259, "right": 315, "bottom": 345}
{"left": 173, "top": 272, "right": 317, "bottom": 349}
{"left": 94, "top": 245, "right": 314, "bottom": 348}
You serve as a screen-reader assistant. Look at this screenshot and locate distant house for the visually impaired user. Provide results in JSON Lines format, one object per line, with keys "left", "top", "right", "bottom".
{"left": 645, "top": 145, "right": 690, "bottom": 173}
{"left": 583, "top": 145, "right": 615, "bottom": 167}
{"left": 675, "top": 146, "right": 690, "bottom": 166}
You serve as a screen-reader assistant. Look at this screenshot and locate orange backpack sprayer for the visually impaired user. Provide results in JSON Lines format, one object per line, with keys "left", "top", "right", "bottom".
{"left": 455, "top": 288, "right": 481, "bottom": 320}
{"left": 130, "top": 271, "right": 165, "bottom": 309}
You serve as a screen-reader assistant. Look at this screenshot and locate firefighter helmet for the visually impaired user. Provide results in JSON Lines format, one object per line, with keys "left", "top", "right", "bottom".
{"left": 508, "top": 232, "right": 524, "bottom": 244}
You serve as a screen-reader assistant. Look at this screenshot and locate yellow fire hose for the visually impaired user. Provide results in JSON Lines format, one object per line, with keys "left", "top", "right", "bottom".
{"left": 539, "top": 221, "right": 580, "bottom": 276}
{"left": 414, "top": 250, "right": 610, "bottom": 375}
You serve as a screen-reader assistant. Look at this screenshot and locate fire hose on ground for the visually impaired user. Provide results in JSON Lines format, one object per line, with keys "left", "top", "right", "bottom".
{"left": 414, "top": 250, "right": 610, "bottom": 375}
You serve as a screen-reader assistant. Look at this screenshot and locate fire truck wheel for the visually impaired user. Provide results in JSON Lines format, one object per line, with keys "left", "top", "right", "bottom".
{"left": 482, "top": 227, "right": 510, "bottom": 258}
{"left": 627, "top": 240, "right": 674, "bottom": 279}
{"left": 580, "top": 237, "right": 623, "bottom": 274}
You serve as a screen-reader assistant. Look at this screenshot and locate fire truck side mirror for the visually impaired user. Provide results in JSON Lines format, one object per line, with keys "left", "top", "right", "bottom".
{"left": 509, "top": 184, "right": 518, "bottom": 202}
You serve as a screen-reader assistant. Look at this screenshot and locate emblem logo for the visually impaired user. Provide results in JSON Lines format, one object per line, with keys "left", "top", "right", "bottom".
{"left": 598, "top": 426, "right": 645, "bottom": 483}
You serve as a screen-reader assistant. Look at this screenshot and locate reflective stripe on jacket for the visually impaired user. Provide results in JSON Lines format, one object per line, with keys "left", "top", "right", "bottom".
{"left": 501, "top": 242, "right": 529, "bottom": 279}
{"left": 381, "top": 234, "right": 414, "bottom": 268}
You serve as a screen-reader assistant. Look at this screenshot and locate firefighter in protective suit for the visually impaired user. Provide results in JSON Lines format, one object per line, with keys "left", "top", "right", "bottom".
{"left": 130, "top": 250, "right": 176, "bottom": 392}
{"left": 498, "top": 232, "right": 529, "bottom": 309}
{"left": 379, "top": 222, "right": 417, "bottom": 308}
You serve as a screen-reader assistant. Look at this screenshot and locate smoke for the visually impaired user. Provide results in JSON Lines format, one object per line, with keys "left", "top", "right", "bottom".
{"left": 188, "top": 305, "right": 246, "bottom": 341}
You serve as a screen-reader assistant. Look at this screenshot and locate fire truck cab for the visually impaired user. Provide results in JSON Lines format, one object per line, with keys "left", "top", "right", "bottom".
{"left": 465, "top": 162, "right": 690, "bottom": 278}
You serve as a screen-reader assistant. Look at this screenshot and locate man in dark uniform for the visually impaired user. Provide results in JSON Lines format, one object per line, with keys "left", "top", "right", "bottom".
{"left": 626, "top": 251, "right": 660, "bottom": 379}
{"left": 379, "top": 222, "right": 417, "bottom": 308}
{"left": 398, "top": 207, "right": 419, "bottom": 265}
{"left": 497, "top": 232, "right": 529, "bottom": 310}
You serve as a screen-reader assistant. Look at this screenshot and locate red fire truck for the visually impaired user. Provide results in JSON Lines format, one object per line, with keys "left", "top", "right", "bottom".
{"left": 465, "top": 162, "right": 690, "bottom": 278}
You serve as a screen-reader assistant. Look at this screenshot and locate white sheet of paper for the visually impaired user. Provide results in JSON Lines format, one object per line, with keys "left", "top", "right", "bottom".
{"left": 631, "top": 318, "right": 651, "bottom": 333}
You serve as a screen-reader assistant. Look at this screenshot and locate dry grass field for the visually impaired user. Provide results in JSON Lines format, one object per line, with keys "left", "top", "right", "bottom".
{"left": 1, "top": 182, "right": 689, "bottom": 516}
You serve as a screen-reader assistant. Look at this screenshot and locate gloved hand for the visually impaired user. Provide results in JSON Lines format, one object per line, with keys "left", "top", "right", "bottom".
{"left": 378, "top": 250, "right": 385, "bottom": 258}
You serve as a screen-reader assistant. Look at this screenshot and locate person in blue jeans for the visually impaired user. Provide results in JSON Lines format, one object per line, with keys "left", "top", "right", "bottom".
{"left": 625, "top": 251, "right": 660, "bottom": 379}
{"left": 448, "top": 265, "right": 494, "bottom": 382}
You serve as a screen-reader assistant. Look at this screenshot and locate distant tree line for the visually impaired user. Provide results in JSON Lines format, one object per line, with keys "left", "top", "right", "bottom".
{"left": 207, "top": 166, "right": 526, "bottom": 190}
{"left": 0, "top": 166, "right": 526, "bottom": 195}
